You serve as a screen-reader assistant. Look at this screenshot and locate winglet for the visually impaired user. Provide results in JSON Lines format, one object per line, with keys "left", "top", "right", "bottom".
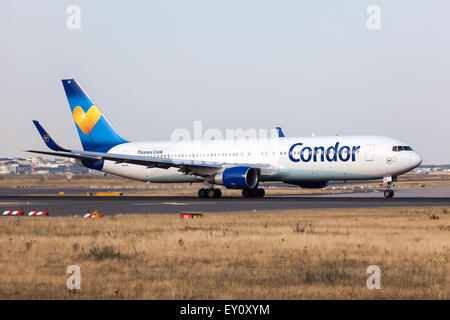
{"left": 32, "top": 120, "right": 70, "bottom": 152}
{"left": 276, "top": 127, "right": 286, "bottom": 138}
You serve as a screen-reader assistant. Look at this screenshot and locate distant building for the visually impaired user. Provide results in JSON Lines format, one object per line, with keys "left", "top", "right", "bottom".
{"left": 0, "top": 157, "right": 94, "bottom": 175}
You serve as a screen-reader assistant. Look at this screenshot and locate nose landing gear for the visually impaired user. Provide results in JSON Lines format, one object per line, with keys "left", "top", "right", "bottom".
{"left": 383, "top": 178, "right": 395, "bottom": 198}
{"left": 384, "top": 189, "right": 394, "bottom": 198}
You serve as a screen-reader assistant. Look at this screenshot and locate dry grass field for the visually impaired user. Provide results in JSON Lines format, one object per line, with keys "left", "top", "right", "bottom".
{"left": 0, "top": 207, "right": 448, "bottom": 299}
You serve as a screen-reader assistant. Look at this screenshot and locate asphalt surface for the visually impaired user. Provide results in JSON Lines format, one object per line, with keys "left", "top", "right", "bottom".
{"left": 0, "top": 188, "right": 449, "bottom": 216}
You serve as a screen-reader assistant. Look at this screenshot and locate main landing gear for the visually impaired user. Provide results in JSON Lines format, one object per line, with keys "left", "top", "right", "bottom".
{"left": 242, "top": 188, "right": 265, "bottom": 198}
{"left": 197, "top": 187, "right": 266, "bottom": 198}
{"left": 198, "top": 188, "right": 222, "bottom": 198}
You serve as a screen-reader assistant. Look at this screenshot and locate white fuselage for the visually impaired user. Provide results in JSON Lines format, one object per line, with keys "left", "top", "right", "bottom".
{"left": 92, "top": 135, "right": 422, "bottom": 185}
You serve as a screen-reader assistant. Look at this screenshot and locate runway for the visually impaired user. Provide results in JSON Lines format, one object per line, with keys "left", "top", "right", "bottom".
{"left": 0, "top": 188, "right": 449, "bottom": 217}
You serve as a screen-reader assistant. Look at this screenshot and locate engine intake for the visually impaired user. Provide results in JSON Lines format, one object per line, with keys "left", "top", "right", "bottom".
{"left": 207, "top": 166, "right": 259, "bottom": 189}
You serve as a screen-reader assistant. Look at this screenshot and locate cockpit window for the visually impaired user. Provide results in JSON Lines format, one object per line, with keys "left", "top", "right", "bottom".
{"left": 392, "top": 146, "right": 413, "bottom": 152}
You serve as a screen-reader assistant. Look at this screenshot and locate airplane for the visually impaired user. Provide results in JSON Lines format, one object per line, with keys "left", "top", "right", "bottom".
{"left": 27, "top": 79, "right": 422, "bottom": 199}
{"left": 415, "top": 166, "right": 441, "bottom": 174}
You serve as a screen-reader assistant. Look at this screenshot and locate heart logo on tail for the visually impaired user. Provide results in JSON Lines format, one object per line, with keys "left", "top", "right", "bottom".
{"left": 73, "top": 105, "right": 102, "bottom": 134}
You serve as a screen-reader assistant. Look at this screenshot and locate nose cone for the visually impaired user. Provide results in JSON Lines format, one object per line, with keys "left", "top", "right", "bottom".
{"left": 410, "top": 152, "right": 422, "bottom": 169}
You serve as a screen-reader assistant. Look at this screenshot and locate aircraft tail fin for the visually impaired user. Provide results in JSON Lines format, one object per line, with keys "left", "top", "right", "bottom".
{"left": 61, "top": 79, "right": 128, "bottom": 151}
{"left": 276, "top": 127, "right": 286, "bottom": 138}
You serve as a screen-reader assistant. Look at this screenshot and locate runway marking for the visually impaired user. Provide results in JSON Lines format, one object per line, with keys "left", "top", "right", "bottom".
{"left": 172, "top": 201, "right": 217, "bottom": 205}
{"left": 133, "top": 202, "right": 217, "bottom": 206}
{"left": 161, "top": 202, "right": 190, "bottom": 205}
{"left": 0, "top": 202, "right": 27, "bottom": 206}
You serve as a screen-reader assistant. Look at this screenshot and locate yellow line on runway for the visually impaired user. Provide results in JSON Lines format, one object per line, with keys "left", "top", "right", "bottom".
{"left": 161, "top": 202, "right": 190, "bottom": 205}
{"left": 133, "top": 202, "right": 216, "bottom": 206}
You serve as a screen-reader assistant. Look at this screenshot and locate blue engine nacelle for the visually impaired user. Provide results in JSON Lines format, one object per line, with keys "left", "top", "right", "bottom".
{"left": 207, "top": 166, "right": 259, "bottom": 189}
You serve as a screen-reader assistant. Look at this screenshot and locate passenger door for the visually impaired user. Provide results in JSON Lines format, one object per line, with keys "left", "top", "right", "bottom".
{"left": 365, "top": 144, "right": 374, "bottom": 161}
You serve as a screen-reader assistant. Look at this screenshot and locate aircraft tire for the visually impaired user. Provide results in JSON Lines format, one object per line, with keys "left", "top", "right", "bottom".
{"left": 256, "top": 188, "right": 265, "bottom": 198}
{"left": 249, "top": 188, "right": 258, "bottom": 198}
{"left": 384, "top": 190, "right": 394, "bottom": 198}
{"left": 207, "top": 188, "right": 216, "bottom": 198}
{"left": 198, "top": 188, "right": 207, "bottom": 198}
{"left": 214, "top": 188, "right": 222, "bottom": 198}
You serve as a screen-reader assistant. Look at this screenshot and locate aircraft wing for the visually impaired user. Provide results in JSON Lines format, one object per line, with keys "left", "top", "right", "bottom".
{"left": 26, "top": 149, "right": 272, "bottom": 177}
{"left": 28, "top": 121, "right": 272, "bottom": 177}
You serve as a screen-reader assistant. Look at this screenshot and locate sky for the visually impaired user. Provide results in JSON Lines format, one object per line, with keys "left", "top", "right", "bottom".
{"left": 1, "top": 0, "right": 449, "bottom": 164}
